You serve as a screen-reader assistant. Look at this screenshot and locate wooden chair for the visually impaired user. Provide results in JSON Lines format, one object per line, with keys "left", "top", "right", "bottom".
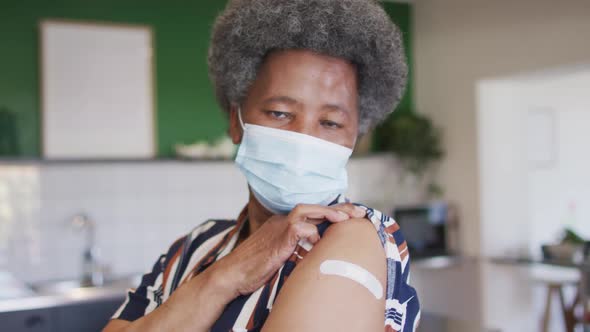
{"left": 566, "top": 288, "right": 590, "bottom": 331}
{"left": 541, "top": 282, "right": 575, "bottom": 332}
{"left": 533, "top": 266, "right": 579, "bottom": 332}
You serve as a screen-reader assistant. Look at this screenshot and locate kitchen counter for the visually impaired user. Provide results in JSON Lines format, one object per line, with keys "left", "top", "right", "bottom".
{"left": 0, "top": 284, "right": 128, "bottom": 313}
{"left": 419, "top": 313, "right": 499, "bottom": 332}
{"left": 0, "top": 281, "right": 130, "bottom": 332}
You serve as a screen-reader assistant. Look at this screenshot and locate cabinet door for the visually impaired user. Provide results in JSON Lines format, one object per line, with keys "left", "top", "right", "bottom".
{"left": 54, "top": 297, "right": 124, "bottom": 332}
{"left": 0, "top": 308, "right": 54, "bottom": 332}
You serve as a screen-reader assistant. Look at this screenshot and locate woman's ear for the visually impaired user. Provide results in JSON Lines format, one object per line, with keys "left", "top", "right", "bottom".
{"left": 228, "top": 104, "right": 243, "bottom": 145}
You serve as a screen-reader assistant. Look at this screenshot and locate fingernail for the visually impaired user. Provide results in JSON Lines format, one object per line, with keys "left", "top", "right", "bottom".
{"left": 354, "top": 206, "right": 365, "bottom": 217}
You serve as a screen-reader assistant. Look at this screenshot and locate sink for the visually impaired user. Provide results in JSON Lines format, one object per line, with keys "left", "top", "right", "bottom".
{"left": 31, "top": 274, "right": 142, "bottom": 296}
{"left": 0, "top": 271, "right": 36, "bottom": 300}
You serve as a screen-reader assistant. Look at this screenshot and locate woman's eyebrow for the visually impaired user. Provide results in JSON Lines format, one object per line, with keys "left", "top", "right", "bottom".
{"left": 262, "top": 95, "right": 299, "bottom": 106}
{"left": 323, "top": 104, "right": 351, "bottom": 118}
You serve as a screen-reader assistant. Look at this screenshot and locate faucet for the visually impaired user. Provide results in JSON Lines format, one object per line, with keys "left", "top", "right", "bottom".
{"left": 70, "top": 213, "right": 104, "bottom": 287}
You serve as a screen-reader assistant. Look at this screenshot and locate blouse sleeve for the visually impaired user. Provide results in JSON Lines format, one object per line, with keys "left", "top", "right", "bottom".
{"left": 360, "top": 205, "right": 421, "bottom": 332}
{"left": 110, "top": 235, "right": 186, "bottom": 321}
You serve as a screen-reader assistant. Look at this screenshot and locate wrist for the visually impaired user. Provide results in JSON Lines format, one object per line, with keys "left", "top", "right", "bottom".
{"left": 204, "top": 257, "right": 241, "bottom": 302}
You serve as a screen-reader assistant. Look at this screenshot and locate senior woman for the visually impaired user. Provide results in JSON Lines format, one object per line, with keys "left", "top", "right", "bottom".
{"left": 104, "top": 0, "right": 419, "bottom": 331}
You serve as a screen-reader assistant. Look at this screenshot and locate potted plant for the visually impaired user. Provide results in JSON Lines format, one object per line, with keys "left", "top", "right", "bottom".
{"left": 374, "top": 110, "right": 445, "bottom": 201}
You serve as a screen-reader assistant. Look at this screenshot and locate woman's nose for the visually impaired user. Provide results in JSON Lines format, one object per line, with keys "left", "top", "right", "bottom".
{"left": 289, "top": 116, "right": 317, "bottom": 137}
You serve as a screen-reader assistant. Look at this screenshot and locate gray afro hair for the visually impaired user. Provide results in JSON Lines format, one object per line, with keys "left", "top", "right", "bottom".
{"left": 208, "top": 0, "right": 407, "bottom": 134}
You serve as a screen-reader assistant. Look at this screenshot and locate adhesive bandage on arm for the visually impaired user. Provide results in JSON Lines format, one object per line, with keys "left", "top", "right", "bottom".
{"left": 319, "top": 260, "right": 383, "bottom": 300}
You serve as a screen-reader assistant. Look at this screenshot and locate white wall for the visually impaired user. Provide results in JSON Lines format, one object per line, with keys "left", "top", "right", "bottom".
{"left": 0, "top": 161, "right": 249, "bottom": 282}
{"left": 477, "top": 65, "right": 590, "bottom": 331}
{"left": 523, "top": 67, "right": 590, "bottom": 246}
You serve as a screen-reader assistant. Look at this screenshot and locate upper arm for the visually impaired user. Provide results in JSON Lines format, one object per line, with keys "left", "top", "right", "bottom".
{"left": 262, "top": 218, "right": 386, "bottom": 332}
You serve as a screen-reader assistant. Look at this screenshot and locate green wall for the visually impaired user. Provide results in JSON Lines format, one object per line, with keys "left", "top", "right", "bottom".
{"left": 383, "top": 1, "right": 414, "bottom": 112}
{"left": 0, "top": 0, "right": 412, "bottom": 157}
{"left": 0, "top": 0, "right": 228, "bottom": 157}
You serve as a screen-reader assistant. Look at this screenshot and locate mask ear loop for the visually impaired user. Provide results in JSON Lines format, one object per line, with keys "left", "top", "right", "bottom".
{"left": 237, "top": 107, "right": 246, "bottom": 130}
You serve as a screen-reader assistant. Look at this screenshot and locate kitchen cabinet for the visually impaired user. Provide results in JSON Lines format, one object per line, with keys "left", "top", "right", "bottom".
{"left": 0, "top": 296, "right": 124, "bottom": 332}
{"left": 0, "top": 308, "right": 55, "bottom": 332}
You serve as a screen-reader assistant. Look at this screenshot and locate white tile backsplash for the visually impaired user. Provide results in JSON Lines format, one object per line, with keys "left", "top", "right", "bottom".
{"left": 0, "top": 155, "right": 407, "bottom": 283}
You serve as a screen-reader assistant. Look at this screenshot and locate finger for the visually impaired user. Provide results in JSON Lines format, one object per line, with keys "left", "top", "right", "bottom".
{"left": 290, "top": 203, "right": 365, "bottom": 223}
{"left": 330, "top": 203, "right": 366, "bottom": 219}
{"left": 291, "top": 221, "right": 321, "bottom": 244}
{"left": 289, "top": 204, "right": 350, "bottom": 224}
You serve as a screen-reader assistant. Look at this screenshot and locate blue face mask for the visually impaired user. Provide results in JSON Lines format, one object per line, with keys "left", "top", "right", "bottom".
{"left": 234, "top": 108, "right": 353, "bottom": 215}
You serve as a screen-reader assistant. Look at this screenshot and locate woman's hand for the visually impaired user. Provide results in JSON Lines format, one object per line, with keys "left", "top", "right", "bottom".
{"left": 212, "top": 203, "right": 366, "bottom": 296}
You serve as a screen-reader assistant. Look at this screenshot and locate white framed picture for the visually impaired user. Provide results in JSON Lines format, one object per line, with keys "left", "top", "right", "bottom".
{"left": 40, "top": 19, "right": 156, "bottom": 159}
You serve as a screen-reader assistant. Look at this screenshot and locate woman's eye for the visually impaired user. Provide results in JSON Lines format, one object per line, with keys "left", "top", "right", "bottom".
{"left": 321, "top": 120, "right": 343, "bottom": 129}
{"left": 266, "top": 110, "right": 290, "bottom": 120}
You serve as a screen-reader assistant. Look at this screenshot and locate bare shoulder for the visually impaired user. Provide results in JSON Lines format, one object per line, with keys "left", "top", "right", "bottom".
{"left": 323, "top": 216, "right": 382, "bottom": 246}
{"left": 262, "top": 218, "right": 386, "bottom": 332}
{"left": 316, "top": 217, "right": 386, "bottom": 271}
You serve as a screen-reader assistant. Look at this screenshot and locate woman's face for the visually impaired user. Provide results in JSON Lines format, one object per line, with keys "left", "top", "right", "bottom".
{"left": 229, "top": 49, "right": 359, "bottom": 149}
